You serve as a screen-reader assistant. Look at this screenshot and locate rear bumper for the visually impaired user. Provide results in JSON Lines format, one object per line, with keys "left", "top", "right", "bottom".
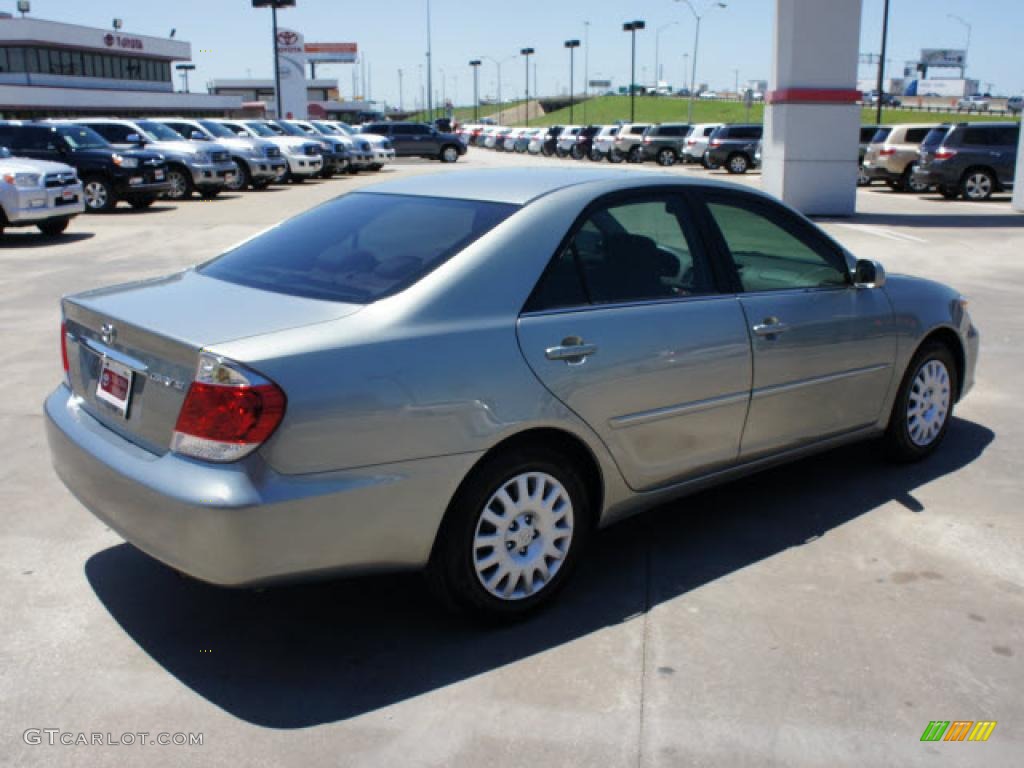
{"left": 863, "top": 164, "right": 903, "bottom": 182}
{"left": 911, "top": 167, "right": 954, "bottom": 187}
{"left": 45, "top": 385, "right": 479, "bottom": 586}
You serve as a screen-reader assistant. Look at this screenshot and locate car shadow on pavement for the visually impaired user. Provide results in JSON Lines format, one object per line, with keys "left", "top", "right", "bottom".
{"left": 0, "top": 232, "right": 95, "bottom": 248}
{"left": 85, "top": 417, "right": 993, "bottom": 729}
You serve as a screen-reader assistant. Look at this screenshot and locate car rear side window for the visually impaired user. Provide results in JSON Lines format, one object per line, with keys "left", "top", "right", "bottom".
{"left": 200, "top": 193, "right": 517, "bottom": 304}
{"left": 870, "top": 127, "right": 892, "bottom": 143}
{"left": 705, "top": 198, "right": 848, "bottom": 292}
{"left": 904, "top": 128, "right": 930, "bottom": 143}
{"left": 962, "top": 127, "right": 994, "bottom": 146}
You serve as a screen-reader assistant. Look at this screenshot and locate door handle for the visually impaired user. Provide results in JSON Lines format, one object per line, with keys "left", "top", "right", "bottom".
{"left": 752, "top": 317, "right": 790, "bottom": 337}
{"left": 545, "top": 337, "right": 597, "bottom": 365}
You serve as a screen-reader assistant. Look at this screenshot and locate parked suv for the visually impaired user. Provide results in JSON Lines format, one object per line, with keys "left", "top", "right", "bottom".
{"left": 270, "top": 120, "right": 349, "bottom": 177}
{"left": 609, "top": 123, "right": 651, "bottom": 163}
{"left": 681, "top": 123, "right": 722, "bottom": 164}
{"left": 0, "top": 145, "right": 84, "bottom": 236}
{"left": 590, "top": 125, "right": 619, "bottom": 160}
{"left": 539, "top": 126, "right": 564, "bottom": 157}
{"left": 362, "top": 122, "right": 465, "bottom": 163}
{"left": 555, "top": 126, "right": 582, "bottom": 157}
{"left": 0, "top": 121, "right": 169, "bottom": 212}
{"left": 74, "top": 118, "right": 235, "bottom": 200}
{"left": 638, "top": 122, "right": 691, "bottom": 166}
{"left": 153, "top": 118, "right": 285, "bottom": 191}
{"left": 705, "top": 123, "right": 763, "bottom": 173}
{"left": 215, "top": 120, "right": 323, "bottom": 182}
{"left": 321, "top": 121, "right": 395, "bottom": 171}
{"left": 861, "top": 123, "right": 937, "bottom": 192}
{"left": 856, "top": 124, "right": 880, "bottom": 186}
{"left": 913, "top": 122, "right": 1020, "bottom": 200}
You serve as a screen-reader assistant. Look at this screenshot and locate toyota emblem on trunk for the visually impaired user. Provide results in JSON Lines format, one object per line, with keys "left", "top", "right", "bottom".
{"left": 100, "top": 323, "right": 117, "bottom": 345}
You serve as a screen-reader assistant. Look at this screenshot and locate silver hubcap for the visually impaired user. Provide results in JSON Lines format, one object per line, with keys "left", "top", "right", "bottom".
{"left": 907, "top": 359, "right": 951, "bottom": 446}
{"left": 167, "top": 171, "right": 188, "bottom": 199}
{"left": 729, "top": 156, "right": 747, "bottom": 172}
{"left": 84, "top": 181, "right": 108, "bottom": 209}
{"left": 965, "top": 173, "right": 991, "bottom": 199}
{"left": 660, "top": 151, "right": 675, "bottom": 166}
{"left": 443, "top": 148, "right": 457, "bottom": 162}
{"left": 226, "top": 162, "right": 244, "bottom": 190}
{"left": 472, "top": 472, "right": 574, "bottom": 601}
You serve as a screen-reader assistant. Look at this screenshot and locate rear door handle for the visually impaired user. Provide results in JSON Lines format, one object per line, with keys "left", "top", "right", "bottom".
{"left": 545, "top": 338, "right": 597, "bottom": 365}
{"left": 752, "top": 317, "right": 790, "bottom": 337}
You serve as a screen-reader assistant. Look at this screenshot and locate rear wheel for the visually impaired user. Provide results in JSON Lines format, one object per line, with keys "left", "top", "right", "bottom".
{"left": 856, "top": 164, "right": 870, "bottom": 186}
{"left": 726, "top": 153, "right": 750, "bottom": 174}
{"left": 427, "top": 448, "right": 591, "bottom": 620}
{"left": 627, "top": 146, "right": 642, "bottom": 163}
{"left": 902, "top": 163, "right": 929, "bottom": 193}
{"left": 82, "top": 177, "right": 115, "bottom": 213}
{"left": 884, "top": 341, "right": 957, "bottom": 462}
{"left": 570, "top": 144, "right": 584, "bottom": 160}
{"left": 607, "top": 149, "right": 624, "bottom": 164}
{"left": 225, "top": 160, "right": 250, "bottom": 191}
{"left": 588, "top": 149, "right": 603, "bottom": 162}
{"left": 440, "top": 145, "right": 459, "bottom": 163}
{"left": 37, "top": 218, "right": 70, "bottom": 236}
{"left": 656, "top": 148, "right": 677, "bottom": 167}
{"left": 961, "top": 168, "right": 995, "bottom": 201}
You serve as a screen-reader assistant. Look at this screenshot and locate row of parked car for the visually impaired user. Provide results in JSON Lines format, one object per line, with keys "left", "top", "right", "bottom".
{"left": 459, "top": 122, "right": 766, "bottom": 174}
{"left": 0, "top": 117, "right": 396, "bottom": 237}
{"left": 858, "top": 121, "right": 1019, "bottom": 201}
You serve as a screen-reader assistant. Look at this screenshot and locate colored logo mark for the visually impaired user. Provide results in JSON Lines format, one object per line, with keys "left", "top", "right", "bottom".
{"left": 920, "top": 721, "right": 997, "bottom": 742}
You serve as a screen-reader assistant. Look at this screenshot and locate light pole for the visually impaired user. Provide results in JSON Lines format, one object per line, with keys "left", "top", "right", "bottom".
{"left": 583, "top": 20, "right": 591, "bottom": 122}
{"left": 565, "top": 39, "right": 580, "bottom": 123}
{"left": 675, "top": 0, "right": 727, "bottom": 124}
{"left": 440, "top": 67, "right": 447, "bottom": 115}
{"left": 252, "top": 0, "right": 296, "bottom": 120}
{"left": 521, "top": 47, "right": 535, "bottom": 125}
{"left": 398, "top": 68, "right": 404, "bottom": 111}
{"left": 655, "top": 21, "right": 678, "bottom": 86}
{"left": 425, "top": 0, "right": 433, "bottom": 120}
{"left": 732, "top": 68, "right": 739, "bottom": 95}
{"left": 176, "top": 63, "right": 196, "bottom": 93}
{"left": 947, "top": 13, "right": 972, "bottom": 78}
{"left": 482, "top": 54, "right": 516, "bottom": 123}
{"left": 469, "top": 60, "right": 481, "bottom": 120}
{"left": 875, "top": 0, "right": 890, "bottom": 125}
{"left": 623, "top": 21, "right": 645, "bottom": 123}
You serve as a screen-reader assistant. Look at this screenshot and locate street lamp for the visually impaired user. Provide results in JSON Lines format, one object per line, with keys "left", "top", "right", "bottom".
{"left": 398, "top": 68, "right": 404, "bottom": 111}
{"left": 482, "top": 54, "right": 517, "bottom": 122}
{"left": 521, "top": 47, "right": 535, "bottom": 126}
{"left": 564, "top": 40, "right": 580, "bottom": 124}
{"left": 622, "top": 21, "right": 645, "bottom": 123}
{"left": 675, "top": 1, "right": 727, "bottom": 124}
{"left": 252, "top": 1, "right": 297, "bottom": 120}
{"left": 425, "top": 0, "right": 433, "bottom": 119}
{"left": 947, "top": 13, "right": 972, "bottom": 78}
{"left": 176, "top": 63, "right": 196, "bottom": 93}
{"left": 583, "top": 20, "right": 591, "bottom": 122}
{"left": 469, "top": 60, "right": 482, "bottom": 121}
{"left": 655, "top": 21, "right": 678, "bottom": 86}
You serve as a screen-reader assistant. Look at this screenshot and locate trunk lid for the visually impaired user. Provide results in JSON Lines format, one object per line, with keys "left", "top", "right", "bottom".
{"left": 62, "top": 270, "right": 362, "bottom": 455}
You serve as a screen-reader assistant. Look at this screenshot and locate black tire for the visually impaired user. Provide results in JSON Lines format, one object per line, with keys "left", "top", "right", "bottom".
{"left": 37, "top": 218, "right": 70, "bottom": 236}
{"left": 251, "top": 179, "right": 272, "bottom": 190}
{"left": 198, "top": 188, "right": 221, "bottom": 200}
{"left": 542, "top": 143, "right": 554, "bottom": 157}
{"left": 856, "top": 164, "right": 871, "bottom": 187}
{"left": 960, "top": 168, "right": 995, "bottom": 201}
{"left": 588, "top": 149, "right": 603, "bottom": 162}
{"left": 289, "top": 174, "right": 305, "bottom": 184}
{"left": 320, "top": 166, "right": 335, "bottom": 180}
{"left": 939, "top": 185, "right": 959, "bottom": 200}
{"left": 440, "top": 145, "right": 460, "bottom": 163}
{"left": 427, "top": 446, "right": 592, "bottom": 621}
{"left": 368, "top": 164, "right": 383, "bottom": 171}
{"left": 607, "top": 149, "right": 624, "bottom": 164}
{"left": 165, "top": 166, "right": 193, "bottom": 200}
{"left": 556, "top": 147, "right": 568, "bottom": 158}
{"left": 570, "top": 144, "right": 584, "bottom": 160}
{"left": 627, "top": 146, "right": 642, "bottom": 163}
{"left": 82, "top": 176, "right": 115, "bottom": 213}
{"left": 128, "top": 197, "right": 156, "bottom": 210}
{"left": 656, "top": 148, "right": 677, "bottom": 167}
{"left": 884, "top": 341, "right": 958, "bottom": 462}
{"left": 725, "top": 153, "right": 750, "bottom": 174}
{"left": 226, "top": 160, "right": 250, "bottom": 192}
{"left": 902, "top": 163, "right": 929, "bottom": 194}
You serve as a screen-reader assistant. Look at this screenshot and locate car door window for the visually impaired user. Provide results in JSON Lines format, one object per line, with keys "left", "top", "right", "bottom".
{"left": 706, "top": 200, "right": 849, "bottom": 292}
{"left": 527, "top": 195, "right": 715, "bottom": 310}
{"left": 89, "top": 123, "right": 132, "bottom": 143}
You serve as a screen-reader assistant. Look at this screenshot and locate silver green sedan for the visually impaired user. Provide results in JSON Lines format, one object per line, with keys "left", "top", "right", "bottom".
{"left": 45, "top": 169, "right": 978, "bottom": 619}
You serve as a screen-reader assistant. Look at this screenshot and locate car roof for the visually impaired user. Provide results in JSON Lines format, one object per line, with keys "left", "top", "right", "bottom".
{"left": 361, "top": 167, "right": 753, "bottom": 205}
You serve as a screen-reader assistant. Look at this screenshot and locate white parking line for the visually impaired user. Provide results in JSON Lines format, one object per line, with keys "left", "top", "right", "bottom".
{"left": 833, "top": 222, "right": 928, "bottom": 243}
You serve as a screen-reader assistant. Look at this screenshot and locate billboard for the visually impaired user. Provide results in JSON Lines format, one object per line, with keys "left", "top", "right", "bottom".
{"left": 588, "top": 79, "right": 612, "bottom": 89}
{"left": 920, "top": 49, "right": 966, "bottom": 68}
{"left": 304, "top": 42, "right": 357, "bottom": 63}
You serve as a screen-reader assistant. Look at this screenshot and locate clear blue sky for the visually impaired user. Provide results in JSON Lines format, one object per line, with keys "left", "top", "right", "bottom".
{"left": 19, "top": 0, "right": 1023, "bottom": 106}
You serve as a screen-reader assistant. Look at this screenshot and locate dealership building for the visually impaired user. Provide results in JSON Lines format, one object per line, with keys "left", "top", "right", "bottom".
{"left": 0, "top": 14, "right": 240, "bottom": 117}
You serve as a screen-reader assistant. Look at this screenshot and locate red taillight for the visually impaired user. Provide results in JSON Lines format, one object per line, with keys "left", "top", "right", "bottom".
{"left": 60, "top": 321, "right": 69, "bottom": 374}
{"left": 878, "top": 148, "right": 896, "bottom": 156}
{"left": 686, "top": 139, "right": 696, "bottom": 145}
{"left": 643, "top": 137, "right": 652, "bottom": 143}
{"left": 935, "top": 148, "right": 957, "bottom": 160}
{"left": 171, "top": 353, "right": 286, "bottom": 462}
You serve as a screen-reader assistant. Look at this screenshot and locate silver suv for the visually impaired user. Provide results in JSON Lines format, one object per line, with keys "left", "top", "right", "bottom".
{"left": 153, "top": 118, "right": 286, "bottom": 191}
{"left": 608, "top": 123, "right": 650, "bottom": 162}
{"left": 215, "top": 119, "right": 323, "bottom": 183}
{"left": 72, "top": 118, "right": 236, "bottom": 200}
{"left": 0, "top": 145, "right": 84, "bottom": 236}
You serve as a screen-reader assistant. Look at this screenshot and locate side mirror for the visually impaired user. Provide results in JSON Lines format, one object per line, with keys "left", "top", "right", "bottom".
{"left": 126, "top": 133, "right": 146, "bottom": 145}
{"left": 853, "top": 259, "right": 886, "bottom": 288}
{"left": 190, "top": 131, "right": 208, "bottom": 141}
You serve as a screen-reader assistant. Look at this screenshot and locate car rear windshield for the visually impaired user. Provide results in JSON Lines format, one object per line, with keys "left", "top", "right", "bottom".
{"left": 200, "top": 193, "right": 518, "bottom": 304}
{"left": 921, "top": 126, "right": 950, "bottom": 149}
{"left": 870, "top": 127, "right": 892, "bottom": 143}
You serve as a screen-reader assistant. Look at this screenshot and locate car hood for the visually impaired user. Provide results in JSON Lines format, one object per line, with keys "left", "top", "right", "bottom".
{"left": 150, "top": 140, "right": 228, "bottom": 157}
{"left": 0, "top": 156, "right": 77, "bottom": 175}
{"left": 265, "top": 136, "right": 314, "bottom": 150}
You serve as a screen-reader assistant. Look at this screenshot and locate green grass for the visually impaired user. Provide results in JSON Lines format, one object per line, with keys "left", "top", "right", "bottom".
{"left": 406, "top": 101, "right": 525, "bottom": 124}
{"left": 861, "top": 107, "right": 1015, "bottom": 125}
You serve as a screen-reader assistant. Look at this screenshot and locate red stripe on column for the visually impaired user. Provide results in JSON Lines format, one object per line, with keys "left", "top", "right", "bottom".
{"left": 766, "top": 88, "right": 862, "bottom": 104}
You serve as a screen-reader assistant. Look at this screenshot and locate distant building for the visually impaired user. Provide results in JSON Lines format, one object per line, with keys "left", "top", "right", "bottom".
{"left": 208, "top": 78, "right": 384, "bottom": 121}
{"left": 0, "top": 14, "right": 240, "bottom": 117}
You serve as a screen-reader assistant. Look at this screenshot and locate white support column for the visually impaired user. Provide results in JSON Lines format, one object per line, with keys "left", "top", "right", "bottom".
{"left": 1013, "top": 123, "right": 1024, "bottom": 212}
{"left": 762, "top": 0, "right": 863, "bottom": 216}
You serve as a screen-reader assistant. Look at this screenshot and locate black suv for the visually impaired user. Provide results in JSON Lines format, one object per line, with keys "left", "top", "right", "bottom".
{"left": 363, "top": 122, "right": 465, "bottom": 163}
{"left": 0, "top": 121, "right": 169, "bottom": 212}
{"left": 913, "top": 122, "right": 1019, "bottom": 201}
{"left": 638, "top": 123, "right": 692, "bottom": 166}
{"left": 704, "top": 123, "right": 763, "bottom": 173}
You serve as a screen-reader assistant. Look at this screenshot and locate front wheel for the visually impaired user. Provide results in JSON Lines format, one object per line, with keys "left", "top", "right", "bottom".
{"left": 884, "top": 342, "right": 958, "bottom": 462}
{"left": 726, "top": 153, "right": 750, "bottom": 174}
{"left": 165, "top": 167, "right": 193, "bottom": 200}
{"left": 82, "top": 177, "right": 115, "bottom": 213}
{"left": 198, "top": 188, "right": 221, "bottom": 200}
{"left": 588, "top": 149, "right": 603, "bottom": 162}
{"left": 627, "top": 146, "right": 642, "bottom": 163}
{"left": 440, "top": 145, "right": 459, "bottom": 163}
{"left": 37, "top": 218, "right": 70, "bottom": 236}
{"left": 961, "top": 169, "right": 995, "bottom": 201}
{"left": 607, "top": 149, "right": 624, "bottom": 164}
{"left": 225, "top": 160, "right": 250, "bottom": 191}
{"left": 570, "top": 144, "right": 584, "bottom": 160}
{"left": 427, "top": 449, "right": 591, "bottom": 620}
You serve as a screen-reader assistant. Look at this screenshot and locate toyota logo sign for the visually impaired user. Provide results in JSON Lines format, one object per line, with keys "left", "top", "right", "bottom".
{"left": 104, "top": 34, "right": 115, "bottom": 47}
{"left": 277, "top": 30, "right": 299, "bottom": 46}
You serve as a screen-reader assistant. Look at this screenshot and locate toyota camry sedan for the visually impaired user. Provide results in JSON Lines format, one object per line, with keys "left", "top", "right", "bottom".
{"left": 45, "top": 169, "right": 978, "bottom": 619}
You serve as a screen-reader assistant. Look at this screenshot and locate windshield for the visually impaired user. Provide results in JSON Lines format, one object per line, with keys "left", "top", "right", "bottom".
{"left": 273, "top": 121, "right": 307, "bottom": 137}
{"left": 921, "top": 126, "right": 950, "bottom": 149}
{"left": 56, "top": 124, "right": 111, "bottom": 150}
{"left": 312, "top": 121, "right": 341, "bottom": 135}
{"left": 138, "top": 121, "right": 185, "bottom": 142}
{"left": 333, "top": 122, "right": 355, "bottom": 136}
{"left": 243, "top": 121, "right": 277, "bottom": 138}
{"left": 200, "top": 193, "right": 518, "bottom": 304}
{"left": 199, "top": 120, "right": 237, "bottom": 139}
{"left": 870, "top": 127, "right": 892, "bottom": 143}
